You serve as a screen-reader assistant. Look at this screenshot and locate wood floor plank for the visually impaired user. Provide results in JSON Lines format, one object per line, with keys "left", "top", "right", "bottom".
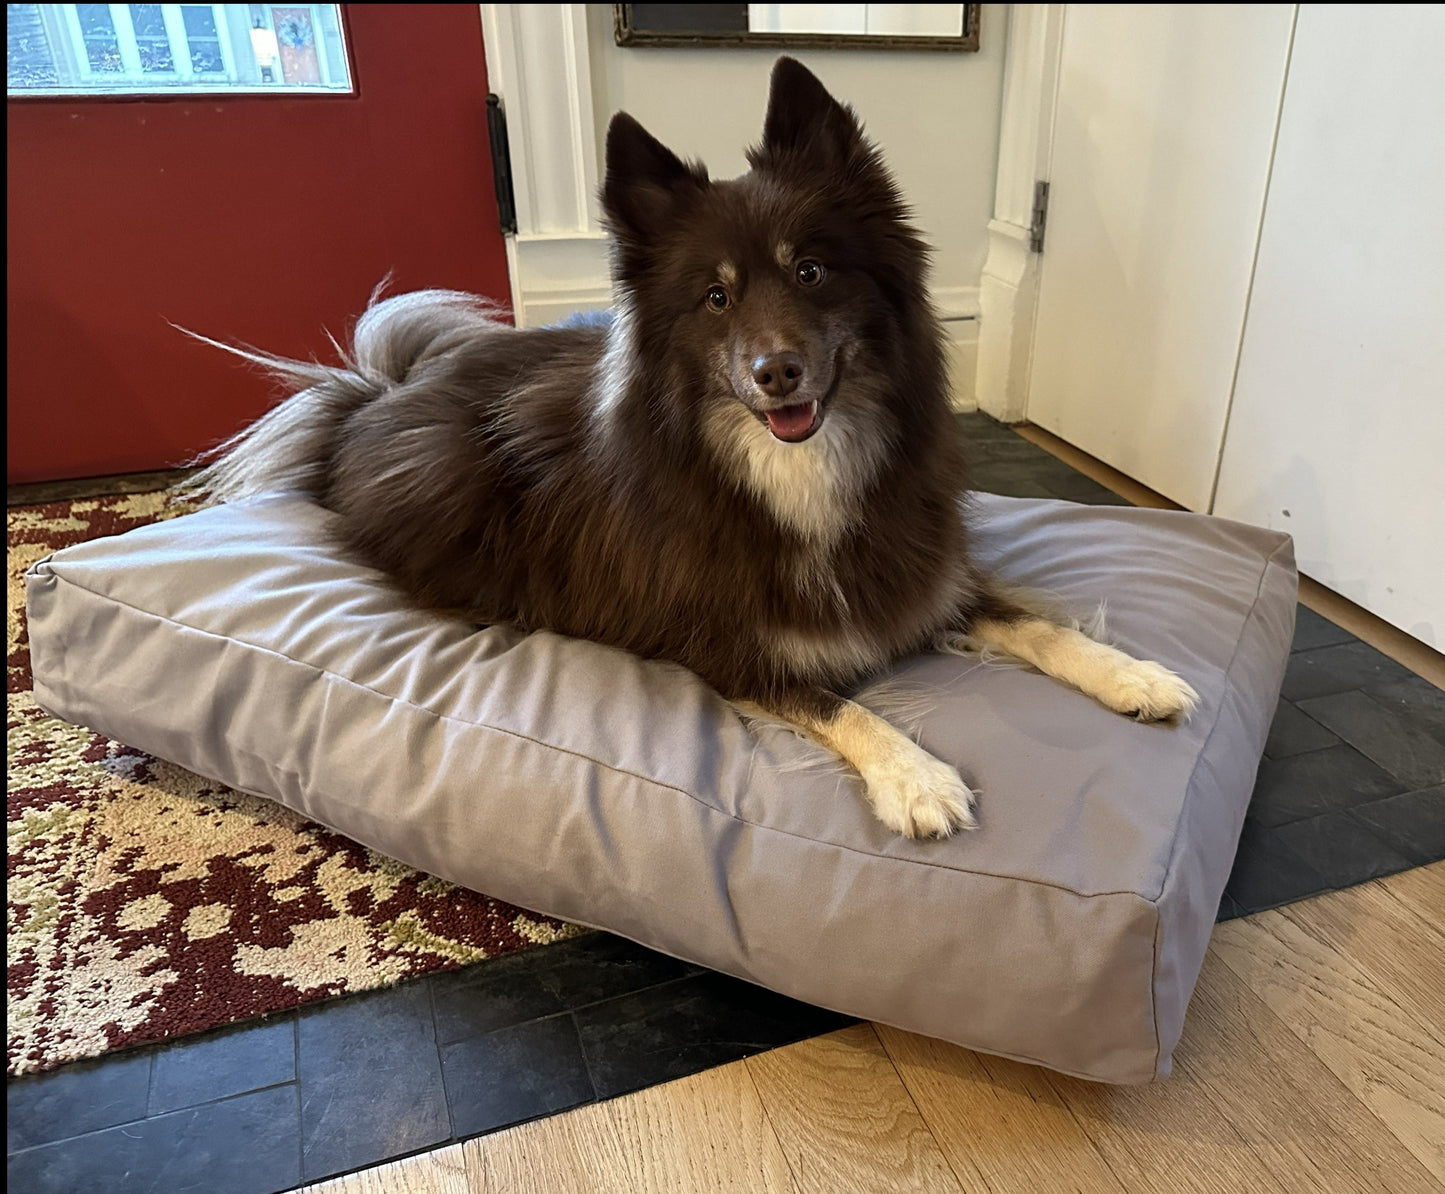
{"left": 1377, "top": 862, "right": 1445, "bottom": 940}
{"left": 1042, "top": 997, "right": 1292, "bottom": 1194}
{"left": 1282, "top": 871, "right": 1445, "bottom": 1039}
{"left": 1044, "top": 943, "right": 1444, "bottom": 1194}
{"left": 1086, "top": 948, "right": 1438, "bottom": 1194}
{"left": 744, "top": 1023, "right": 962, "bottom": 1193}
{"left": 1212, "top": 909, "right": 1445, "bottom": 1183}
{"left": 468, "top": 1100, "right": 620, "bottom": 1194}
{"left": 298, "top": 1141, "right": 472, "bottom": 1194}
{"left": 598, "top": 1061, "right": 799, "bottom": 1194}
{"left": 469, "top": 1059, "right": 799, "bottom": 1194}
{"left": 875, "top": 1022, "right": 1129, "bottom": 1194}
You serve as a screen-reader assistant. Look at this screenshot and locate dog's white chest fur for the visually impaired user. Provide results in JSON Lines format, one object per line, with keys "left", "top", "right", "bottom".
{"left": 706, "top": 402, "right": 886, "bottom": 547}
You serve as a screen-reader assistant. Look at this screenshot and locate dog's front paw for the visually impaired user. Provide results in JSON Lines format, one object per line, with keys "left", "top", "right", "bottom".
{"left": 862, "top": 745, "right": 977, "bottom": 839}
{"left": 1101, "top": 660, "right": 1199, "bottom": 723}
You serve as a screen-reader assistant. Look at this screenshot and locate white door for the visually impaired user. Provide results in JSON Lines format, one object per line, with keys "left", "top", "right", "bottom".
{"left": 1212, "top": 6, "right": 1445, "bottom": 646}
{"left": 1027, "top": 4, "right": 1295, "bottom": 511}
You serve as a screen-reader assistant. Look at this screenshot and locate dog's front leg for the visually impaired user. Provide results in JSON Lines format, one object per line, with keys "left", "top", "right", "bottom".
{"left": 740, "top": 689, "right": 977, "bottom": 839}
{"left": 965, "top": 612, "right": 1199, "bottom": 723}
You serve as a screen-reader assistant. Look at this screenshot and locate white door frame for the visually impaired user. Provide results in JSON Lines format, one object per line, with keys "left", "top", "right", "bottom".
{"left": 479, "top": 4, "right": 612, "bottom": 327}
{"left": 975, "top": 3, "right": 1064, "bottom": 423}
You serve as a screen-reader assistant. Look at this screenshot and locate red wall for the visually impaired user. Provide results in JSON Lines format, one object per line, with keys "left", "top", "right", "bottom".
{"left": 7, "top": 5, "right": 511, "bottom": 483}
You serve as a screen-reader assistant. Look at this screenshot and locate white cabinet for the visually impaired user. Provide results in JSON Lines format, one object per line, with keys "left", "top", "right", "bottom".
{"left": 1024, "top": 4, "right": 1444, "bottom": 644}
{"left": 1027, "top": 4, "right": 1295, "bottom": 512}
{"left": 1211, "top": 5, "right": 1445, "bottom": 646}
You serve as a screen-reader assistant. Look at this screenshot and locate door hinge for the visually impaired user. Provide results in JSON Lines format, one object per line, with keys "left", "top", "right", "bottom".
{"left": 486, "top": 93, "right": 518, "bottom": 236}
{"left": 1029, "top": 180, "right": 1050, "bottom": 254}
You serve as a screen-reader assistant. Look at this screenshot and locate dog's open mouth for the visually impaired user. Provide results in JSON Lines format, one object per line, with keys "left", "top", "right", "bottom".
{"left": 764, "top": 400, "right": 820, "bottom": 443}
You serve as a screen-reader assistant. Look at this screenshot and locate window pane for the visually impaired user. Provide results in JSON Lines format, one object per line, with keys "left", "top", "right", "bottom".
{"left": 76, "top": 3, "right": 123, "bottom": 72}
{"left": 130, "top": 3, "right": 165, "bottom": 36}
{"left": 129, "top": 5, "right": 175, "bottom": 72}
{"left": 187, "top": 38, "right": 222, "bottom": 73}
{"left": 7, "top": 4, "right": 352, "bottom": 95}
{"left": 180, "top": 4, "right": 215, "bottom": 37}
{"left": 181, "top": 5, "right": 222, "bottom": 73}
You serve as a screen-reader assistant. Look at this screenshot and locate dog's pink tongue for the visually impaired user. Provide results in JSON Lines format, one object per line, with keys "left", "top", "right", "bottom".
{"left": 765, "top": 401, "right": 817, "bottom": 442}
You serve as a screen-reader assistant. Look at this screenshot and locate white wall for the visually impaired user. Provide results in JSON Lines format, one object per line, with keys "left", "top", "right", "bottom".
{"left": 585, "top": 4, "right": 1005, "bottom": 307}
{"left": 582, "top": 3, "right": 1009, "bottom": 406}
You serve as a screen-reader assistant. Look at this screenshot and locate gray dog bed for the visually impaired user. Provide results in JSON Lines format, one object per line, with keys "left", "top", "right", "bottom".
{"left": 25, "top": 492, "right": 1295, "bottom": 1083}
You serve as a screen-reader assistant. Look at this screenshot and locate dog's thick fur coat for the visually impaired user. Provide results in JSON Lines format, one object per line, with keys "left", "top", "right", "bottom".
{"left": 190, "top": 58, "right": 1197, "bottom": 837}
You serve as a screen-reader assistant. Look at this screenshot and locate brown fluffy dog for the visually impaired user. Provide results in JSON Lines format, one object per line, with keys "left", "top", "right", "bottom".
{"left": 191, "top": 58, "right": 1197, "bottom": 838}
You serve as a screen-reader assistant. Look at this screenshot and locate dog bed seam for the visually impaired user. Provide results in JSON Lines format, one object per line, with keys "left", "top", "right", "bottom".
{"left": 1144, "top": 535, "right": 1294, "bottom": 1074}
{"left": 31, "top": 559, "right": 1215, "bottom": 903}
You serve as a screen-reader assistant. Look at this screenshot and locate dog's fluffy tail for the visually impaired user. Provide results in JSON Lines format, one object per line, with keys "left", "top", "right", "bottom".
{"left": 181, "top": 288, "right": 508, "bottom": 504}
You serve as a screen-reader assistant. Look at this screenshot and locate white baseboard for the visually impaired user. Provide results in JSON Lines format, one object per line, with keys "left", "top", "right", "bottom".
{"left": 943, "top": 316, "right": 979, "bottom": 412}
{"left": 519, "top": 290, "right": 614, "bottom": 327}
{"left": 507, "top": 232, "right": 611, "bottom": 328}
{"left": 933, "top": 285, "right": 982, "bottom": 321}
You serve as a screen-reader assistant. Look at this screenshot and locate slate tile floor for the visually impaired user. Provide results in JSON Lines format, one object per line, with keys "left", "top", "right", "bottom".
{"left": 7, "top": 939, "right": 852, "bottom": 1193}
{"left": 8, "top": 411, "right": 1442, "bottom": 1193}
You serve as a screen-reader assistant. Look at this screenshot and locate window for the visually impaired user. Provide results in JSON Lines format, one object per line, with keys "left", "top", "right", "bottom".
{"left": 6, "top": 4, "right": 351, "bottom": 94}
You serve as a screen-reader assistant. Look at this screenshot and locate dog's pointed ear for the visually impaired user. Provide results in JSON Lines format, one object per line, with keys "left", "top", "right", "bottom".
{"left": 749, "top": 57, "right": 863, "bottom": 170}
{"left": 602, "top": 112, "right": 708, "bottom": 243}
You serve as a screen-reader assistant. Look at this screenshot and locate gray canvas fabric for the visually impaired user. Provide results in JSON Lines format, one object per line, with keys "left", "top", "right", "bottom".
{"left": 25, "top": 493, "right": 1296, "bottom": 1083}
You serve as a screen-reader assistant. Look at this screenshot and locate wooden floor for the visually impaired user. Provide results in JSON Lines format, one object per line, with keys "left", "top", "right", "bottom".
{"left": 300, "top": 862, "right": 1445, "bottom": 1194}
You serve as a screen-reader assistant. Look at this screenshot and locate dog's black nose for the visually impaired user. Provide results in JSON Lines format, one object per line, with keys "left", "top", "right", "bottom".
{"left": 751, "top": 352, "right": 804, "bottom": 399}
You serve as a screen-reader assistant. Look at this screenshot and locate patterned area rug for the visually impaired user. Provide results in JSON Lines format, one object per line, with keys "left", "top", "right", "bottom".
{"left": 6, "top": 492, "right": 585, "bottom": 1077}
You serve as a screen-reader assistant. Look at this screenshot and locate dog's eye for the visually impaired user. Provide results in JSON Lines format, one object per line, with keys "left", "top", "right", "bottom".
{"left": 795, "top": 260, "right": 825, "bottom": 287}
{"left": 705, "top": 285, "right": 731, "bottom": 311}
